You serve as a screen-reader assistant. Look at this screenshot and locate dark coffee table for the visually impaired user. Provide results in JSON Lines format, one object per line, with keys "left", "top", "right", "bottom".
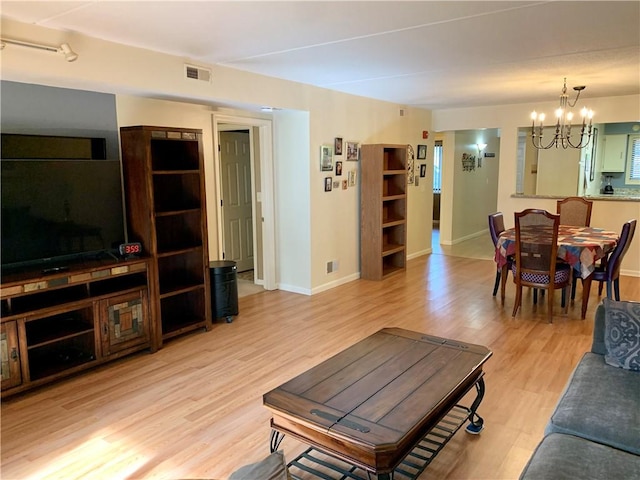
{"left": 263, "top": 328, "right": 492, "bottom": 479}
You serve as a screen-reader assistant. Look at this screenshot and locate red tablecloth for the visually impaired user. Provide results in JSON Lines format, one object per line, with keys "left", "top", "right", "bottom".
{"left": 495, "top": 225, "right": 619, "bottom": 279}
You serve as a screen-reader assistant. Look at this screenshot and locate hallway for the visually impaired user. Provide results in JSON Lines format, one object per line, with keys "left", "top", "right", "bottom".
{"left": 431, "top": 228, "right": 495, "bottom": 261}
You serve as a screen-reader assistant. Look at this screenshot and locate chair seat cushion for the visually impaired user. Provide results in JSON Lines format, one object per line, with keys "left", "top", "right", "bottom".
{"left": 519, "top": 433, "right": 640, "bottom": 480}
{"left": 512, "top": 263, "right": 570, "bottom": 285}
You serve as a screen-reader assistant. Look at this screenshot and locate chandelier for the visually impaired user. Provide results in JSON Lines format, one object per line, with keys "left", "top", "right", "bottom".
{"left": 530, "top": 78, "right": 594, "bottom": 149}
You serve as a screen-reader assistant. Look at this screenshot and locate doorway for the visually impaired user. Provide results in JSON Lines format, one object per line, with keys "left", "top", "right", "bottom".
{"left": 212, "top": 113, "right": 276, "bottom": 291}
{"left": 432, "top": 139, "right": 443, "bottom": 252}
{"left": 219, "top": 129, "right": 254, "bottom": 273}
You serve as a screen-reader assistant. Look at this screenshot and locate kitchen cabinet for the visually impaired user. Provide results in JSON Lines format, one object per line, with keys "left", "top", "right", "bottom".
{"left": 602, "top": 135, "right": 628, "bottom": 172}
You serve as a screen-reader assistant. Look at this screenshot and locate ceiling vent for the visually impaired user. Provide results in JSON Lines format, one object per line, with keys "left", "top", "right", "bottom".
{"left": 185, "top": 64, "right": 211, "bottom": 83}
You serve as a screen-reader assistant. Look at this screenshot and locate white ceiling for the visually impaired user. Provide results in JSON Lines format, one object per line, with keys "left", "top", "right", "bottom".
{"left": 1, "top": 1, "right": 639, "bottom": 110}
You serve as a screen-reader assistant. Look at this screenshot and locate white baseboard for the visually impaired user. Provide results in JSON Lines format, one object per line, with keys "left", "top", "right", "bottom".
{"left": 277, "top": 283, "right": 311, "bottom": 296}
{"left": 440, "top": 229, "right": 488, "bottom": 246}
{"left": 278, "top": 272, "right": 361, "bottom": 296}
{"left": 621, "top": 269, "right": 640, "bottom": 278}
{"left": 408, "top": 248, "right": 432, "bottom": 260}
{"left": 310, "top": 272, "right": 361, "bottom": 295}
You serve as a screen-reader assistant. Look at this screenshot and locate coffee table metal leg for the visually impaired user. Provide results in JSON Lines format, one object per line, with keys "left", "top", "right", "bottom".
{"left": 367, "top": 472, "right": 393, "bottom": 480}
{"left": 465, "top": 377, "right": 486, "bottom": 434}
{"left": 270, "top": 429, "right": 285, "bottom": 453}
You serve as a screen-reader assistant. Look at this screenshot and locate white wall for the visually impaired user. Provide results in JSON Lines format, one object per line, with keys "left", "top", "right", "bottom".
{"left": 433, "top": 96, "right": 640, "bottom": 276}
{"left": 0, "top": 17, "right": 434, "bottom": 293}
{"left": 448, "top": 129, "right": 500, "bottom": 242}
{"left": 115, "top": 95, "right": 220, "bottom": 255}
{"left": 536, "top": 144, "right": 581, "bottom": 196}
{"left": 272, "top": 110, "right": 312, "bottom": 293}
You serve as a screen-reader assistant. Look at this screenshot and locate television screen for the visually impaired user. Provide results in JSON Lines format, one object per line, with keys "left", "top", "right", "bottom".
{"left": 1, "top": 136, "right": 126, "bottom": 276}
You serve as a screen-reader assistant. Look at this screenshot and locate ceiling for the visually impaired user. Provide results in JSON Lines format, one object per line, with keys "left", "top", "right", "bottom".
{"left": 1, "top": 1, "right": 639, "bottom": 110}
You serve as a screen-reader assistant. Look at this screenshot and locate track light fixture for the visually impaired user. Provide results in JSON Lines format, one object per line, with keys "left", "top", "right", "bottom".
{"left": 0, "top": 37, "right": 78, "bottom": 62}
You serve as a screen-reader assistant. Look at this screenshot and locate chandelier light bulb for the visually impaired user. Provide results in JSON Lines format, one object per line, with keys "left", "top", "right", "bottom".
{"left": 529, "top": 78, "right": 594, "bottom": 149}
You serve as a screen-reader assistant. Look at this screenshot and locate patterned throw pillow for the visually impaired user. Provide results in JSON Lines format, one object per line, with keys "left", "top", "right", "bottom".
{"left": 603, "top": 298, "right": 640, "bottom": 371}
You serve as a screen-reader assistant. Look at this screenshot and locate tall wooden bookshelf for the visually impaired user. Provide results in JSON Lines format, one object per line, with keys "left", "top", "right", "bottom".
{"left": 120, "top": 126, "right": 212, "bottom": 347}
{"left": 360, "top": 144, "right": 408, "bottom": 280}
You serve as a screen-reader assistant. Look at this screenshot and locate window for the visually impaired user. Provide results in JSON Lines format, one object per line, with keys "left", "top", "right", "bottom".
{"left": 433, "top": 141, "right": 442, "bottom": 193}
{"left": 627, "top": 134, "right": 640, "bottom": 185}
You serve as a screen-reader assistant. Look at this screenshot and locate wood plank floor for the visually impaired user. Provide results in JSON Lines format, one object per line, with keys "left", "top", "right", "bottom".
{"left": 2, "top": 248, "right": 639, "bottom": 480}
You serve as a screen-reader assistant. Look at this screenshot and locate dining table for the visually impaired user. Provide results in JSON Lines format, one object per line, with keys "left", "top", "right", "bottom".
{"left": 494, "top": 225, "right": 619, "bottom": 319}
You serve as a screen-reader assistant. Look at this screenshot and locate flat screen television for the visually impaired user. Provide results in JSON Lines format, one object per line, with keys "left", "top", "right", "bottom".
{"left": 1, "top": 133, "right": 126, "bottom": 277}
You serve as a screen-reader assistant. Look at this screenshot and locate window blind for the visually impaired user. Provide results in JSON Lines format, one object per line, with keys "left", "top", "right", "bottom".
{"left": 433, "top": 141, "right": 442, "bottom": 193}
{"left": 628, "top": 134, "right": 640, "bottom": 183}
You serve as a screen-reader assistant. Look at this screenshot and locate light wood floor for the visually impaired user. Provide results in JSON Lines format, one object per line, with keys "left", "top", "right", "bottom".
{"left": 2, "top": 245, "right": 639, "bottom": 480}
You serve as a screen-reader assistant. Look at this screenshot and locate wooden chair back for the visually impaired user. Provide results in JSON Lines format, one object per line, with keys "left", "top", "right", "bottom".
{"left": 514, "top": 209, "right": 560, "bottom": 288}
{"left": 556, "top": 197, "right": 593, "bottom": 226}
{"left": 604, "top": 219, "right": 637, "bottom": 281}
{"left": 488, "top": 212, "right": 505, "bottom": 247}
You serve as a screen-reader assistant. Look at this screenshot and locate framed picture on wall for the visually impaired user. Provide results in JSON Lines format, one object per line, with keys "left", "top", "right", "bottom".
{"left": 417, "top": 144, "right": 427, "bottom": 159}
{"left": 321, "top": 145, "right": 334, "bottom": 171}
{"left": 346, "top": 141, "right": 359, "bottom": 161}
{"left": 334, "top": 137, "right": 343, "bottom": 155}
{"left": 420, "top": 163, "right": 426, "bottom": 177}
{"left": 348, "top": 170, "right": 357, "bottom": 187}
{"left": 324, "top": 176, "right": 332, "bottom": 191}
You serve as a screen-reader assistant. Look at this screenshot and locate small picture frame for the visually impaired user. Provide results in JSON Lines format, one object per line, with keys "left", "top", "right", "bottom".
{"left": 335, "top": 161, "right": 343, "bottom": 176}
{"left": 348, "top": 170, "right": 357, "bottom": 187}
{"left": 321, "top": 145, "right": 334, "bottom": 171}
{"left": 334, "top": 137, "right": 343, "bottom": 156}
{"left": 346, "top": 141, "right": 359, "bottom": 161}
{"left": 324, "top": 176, "right": 332, "bottom": 192}
{"left": 342, "top": 180, "right": 348, "bottom": 190}
{"left": 420, "top": 164, "right": 426, "bottom": 177}
{"left": 417, "top": 144, "right": 427, "bottom": 160}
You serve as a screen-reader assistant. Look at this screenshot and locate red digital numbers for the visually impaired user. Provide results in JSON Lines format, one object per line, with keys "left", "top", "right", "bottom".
{"left": 119, "top": 243, "right": 142, "bottom": 256}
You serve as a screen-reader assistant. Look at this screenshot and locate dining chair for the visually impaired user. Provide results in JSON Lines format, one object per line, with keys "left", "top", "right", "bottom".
{"left": 556, "top": 197, "right": 593, "bottom": 226}
{"left": 488, "top": 212, "right": 512, "bottom": 296}
{"left": 579, "top": 220, "right": 637, "bottom": 311}
{"left": 558, "top": 197, "right": 593, "bottom": 300}
{"left": 511, "top": 209, "right": 571, "bottom": 323}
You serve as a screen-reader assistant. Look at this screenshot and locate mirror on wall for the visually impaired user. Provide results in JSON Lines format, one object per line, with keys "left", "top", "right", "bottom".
{"left": 516, "top": 122, "right": 640, "bottom": 197}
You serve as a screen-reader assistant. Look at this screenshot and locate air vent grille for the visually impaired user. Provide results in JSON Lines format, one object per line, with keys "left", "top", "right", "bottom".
{"left": 184, "top": 64, "right": 212, "bottom": 83}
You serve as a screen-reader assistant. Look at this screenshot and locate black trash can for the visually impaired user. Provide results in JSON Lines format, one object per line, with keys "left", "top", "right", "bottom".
{"left": 210, "top": 260, "right": 239, "bottom": 323}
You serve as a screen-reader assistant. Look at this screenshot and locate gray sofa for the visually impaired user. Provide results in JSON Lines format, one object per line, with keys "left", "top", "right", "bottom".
{"left": 519, "top": 299, "right": 640, "bottom": 479}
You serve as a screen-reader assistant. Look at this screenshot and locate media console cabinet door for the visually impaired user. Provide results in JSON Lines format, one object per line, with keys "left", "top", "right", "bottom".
{"left": 99, "top": 290, "right": 150, "bottom": 357}
{"left": 1, "top": 321, "right": 22, "bottom": 390}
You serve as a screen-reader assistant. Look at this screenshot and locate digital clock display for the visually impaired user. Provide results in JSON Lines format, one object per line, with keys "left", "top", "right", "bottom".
{"left": 118, "top": 242, "right": 142, "bottom": 257}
